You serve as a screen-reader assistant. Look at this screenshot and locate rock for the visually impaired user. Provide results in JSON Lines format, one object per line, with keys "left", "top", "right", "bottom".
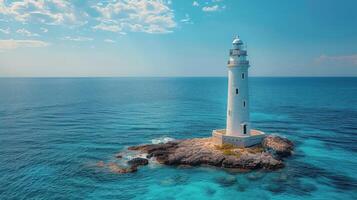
{"left": 108, "top": 162, "right": 137, "bottom": 174}
{"left": 128, "top": 157, "right": 149, "bottom": 167}
{"left": 221, "top": 153, "right": 283, "bottom": 169}
{"left": 262, "top": 135, "right": 294, "bottom": 157}
{"left": 214, "top": 176, "right": 237, "bottom": 187}
{"left": 115, "top": 153, "right": 123, "bottom": 159}
{"left": 124, "top": 136, "right": 293, "bottom": 171}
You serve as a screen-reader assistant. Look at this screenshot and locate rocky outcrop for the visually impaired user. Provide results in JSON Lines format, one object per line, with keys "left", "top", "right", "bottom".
{"left": 126, "top": 135, "right": 293, "bottom": 171}
{"left": 221, "top": 152, "right": 284, "bottom": 169}
{"left": 262, "top": 135, "right": 294, "bottom": 157}
{"left": 108, "top": 162, "right": 138, "bottom": 173}
{"left": 96, "top": 161, "right": 138, "bottom": 174}
{"left": 127, "top": 158, "right": 149, "bottom": 167}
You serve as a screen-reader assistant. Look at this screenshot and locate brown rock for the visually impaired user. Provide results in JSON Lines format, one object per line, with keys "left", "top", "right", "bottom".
{"left": 128, "top": 157, "right": 149, "bottom": 167}
{"left": 115, "top": 153, "right": 123, "bottom": 159}
{"left": 262, "top": 135, "right": 294, "bottom": 157}
{"left": 108, "top": 162, "right": 137, "bottom": 174}
{"left": 124, "top": 136, "right": 293, "bottom": 171}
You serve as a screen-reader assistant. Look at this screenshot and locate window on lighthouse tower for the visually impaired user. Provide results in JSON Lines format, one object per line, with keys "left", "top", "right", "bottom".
{"left": 236, "top": 88, "right": 238, "bottom": 95}
{"left": 242, "top": 73, "right": 245, "bottom": 79}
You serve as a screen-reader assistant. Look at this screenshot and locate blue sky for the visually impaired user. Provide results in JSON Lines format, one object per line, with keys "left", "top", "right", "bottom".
{"left": 0, "top": 0, "right": 357, "bottom": 77}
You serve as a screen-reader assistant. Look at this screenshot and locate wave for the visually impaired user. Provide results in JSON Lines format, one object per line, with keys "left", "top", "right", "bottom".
{"left": 151, "top": 137, "right": 175, "bottom": 144}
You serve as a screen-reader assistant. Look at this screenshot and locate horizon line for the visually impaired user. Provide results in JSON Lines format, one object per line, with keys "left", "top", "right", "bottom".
{"left": 0, "top": 75, "right": 357, "bottom": 78}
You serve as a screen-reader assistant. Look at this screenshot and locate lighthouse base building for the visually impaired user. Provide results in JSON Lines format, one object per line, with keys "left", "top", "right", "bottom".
{"left": 212, "top": 129, "right": 265, "bottom": 147}
{"left": 212, "top": 36, "right": 265, "bottom": 147}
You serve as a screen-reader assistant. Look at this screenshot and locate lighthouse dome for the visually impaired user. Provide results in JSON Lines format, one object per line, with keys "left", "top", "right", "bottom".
{"left": 232, "top": 37, "right": 243, "bottom": 45}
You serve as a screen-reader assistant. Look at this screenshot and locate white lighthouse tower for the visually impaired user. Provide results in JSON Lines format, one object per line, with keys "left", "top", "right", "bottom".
{"left": 212, "top": 36, "right": 265, "bottom": 147}
{"left": 226, "top": 36, "right": 250, "bottom": 136}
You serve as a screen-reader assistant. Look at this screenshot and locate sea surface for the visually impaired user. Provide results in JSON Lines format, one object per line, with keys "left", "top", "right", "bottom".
{"left": 0, "top": 77, "right": 356, "bottom": 200}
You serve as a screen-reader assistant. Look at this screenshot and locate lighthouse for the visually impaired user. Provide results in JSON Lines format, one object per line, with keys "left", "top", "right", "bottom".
{"left": 212, "top": 36, "right": 265, "bottom": 147}
{"left": 226, "top": 36, "right": 250, "bottom": 136}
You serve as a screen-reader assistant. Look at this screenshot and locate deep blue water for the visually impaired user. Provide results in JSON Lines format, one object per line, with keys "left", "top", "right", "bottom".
{"left": 0, "top": 77, "right": 356, "bottom": 200}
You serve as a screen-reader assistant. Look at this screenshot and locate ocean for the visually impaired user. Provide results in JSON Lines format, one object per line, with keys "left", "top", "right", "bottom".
{"left": 0, "top": 77, "right": 356, "bottom": 200}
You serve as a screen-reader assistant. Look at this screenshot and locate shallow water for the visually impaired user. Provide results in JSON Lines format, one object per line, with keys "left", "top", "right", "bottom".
{"left": 0, "top": 77, "right": 356, "bottom": 200}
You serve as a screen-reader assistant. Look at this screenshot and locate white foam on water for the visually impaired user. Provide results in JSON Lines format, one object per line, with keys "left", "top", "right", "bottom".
{"left": 124, "top": 152, "right": 148, "bottom": 160}
{"left": 151, "top": 136, "right": 175, "bottom": 144}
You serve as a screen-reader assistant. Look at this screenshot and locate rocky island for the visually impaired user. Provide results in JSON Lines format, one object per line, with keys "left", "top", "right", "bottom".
{"left": 99, "top": 135, "right": 294, "bottom": 174}
{"left": 95, "top": 37, "right": 295, "bottom": 174}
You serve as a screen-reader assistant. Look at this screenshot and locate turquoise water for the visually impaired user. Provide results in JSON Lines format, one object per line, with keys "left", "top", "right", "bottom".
{"left": 0, "top": 77, "right": 356, "bottom": 200}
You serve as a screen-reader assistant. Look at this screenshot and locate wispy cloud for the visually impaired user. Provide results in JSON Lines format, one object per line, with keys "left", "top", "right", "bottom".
{"left": 0, "top": 39, "right": 49, "bottom": 50}
{"left": 202, "top": 5, "right": 225, "bottom": 12}
{"left": 93, "top": 20, "right": 124, "bottom": 33}
{"left": 61, "top": 36, "right": 93, "bottom": 42}
{"left": 193, "top": 1, "right": 200, "bottom": 7}
{"left": 0, "top": 0, "right": 178, "bottom": 37}
{"left": 0, "top": 0, "right": 86, "bottom": 25}
{"left": 92, "top": 0, "right": 176, "bottom": 34}
{"left": 104, "top": 39, "right": 116, "bottom": 43}
{"left": 16, "top": 28, "right": 40, "bottom": 37}
{"left": 315, "top": 54, "right": 357, "bottom": 66}
{"left": 0, "top": 27, "right": 10, "bottom": 34}
{"left": 180, "top": 14, "right": 193, "bottom": 24}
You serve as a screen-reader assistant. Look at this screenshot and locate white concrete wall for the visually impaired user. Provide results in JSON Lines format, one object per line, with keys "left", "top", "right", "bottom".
{"left": 212, "top": 129, "right": 265, "bottom": 147}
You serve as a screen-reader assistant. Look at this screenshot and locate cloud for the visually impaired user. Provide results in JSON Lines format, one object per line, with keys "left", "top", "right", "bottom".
{"left": 61, "top": 36, "right": 93, "bottom": 42}
{"left": 1, "top": 1, "right": 178, "bottom": 36}
{"left": 315, "top": 54, "right": 357, "bottom": 66}
{"left": 93, "top": 20, "right": 124, "bottom": 33}
{"left": 202, "top": 5, "right": 223, "bottom": 12}
{"left": 0, "top": 0, "right": 85, "bottom": 25}
{"left": 104, "top": 39, "right": 116, "bottom": 43}
{"left": 16, "top": 28, "right": 40, "bottom": 37}
{"left": 193, "top": 1, "right": 200, "bottom": 7}
{"left": 0, "top": 27, "right": 10, "bottom": 34}
{"left": 0, "top": 39, "right": 49, "bottom": 50}
{"left": 180, "top": 14, "right": 193, "bottom": 24}
{"left": 92, "top": 0, "right": 176, "bottom": 34}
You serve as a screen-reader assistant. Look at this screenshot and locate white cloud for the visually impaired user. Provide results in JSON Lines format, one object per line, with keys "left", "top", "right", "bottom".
{"left": 315, "top": 54, "right": 357, "bottom": 66}
{"left": 0, "top": 39, "right": 49, "bottom": 50}
{"left": 193, "top": 1, "right": 200, "bottom": 7}
{"left": 93, "top": 20, "right": 123, "bottom": 33}
{"left": 0, "top": 1, "right": 179, "bottom": 36}
{"left": 61, "top": 36, "right": 93, "bottom": 42}
{"left": 104, "top": 39, "right": 116, "bottom": 43}
{"left": 180, "top": 14, "right": 193, "bottom": 24}
{"left": 0, "top": 0, "right": 85, "bottom": 25}
{"left": 92, "top": 0, "right": 176, "bottom": 34}
{"left": 202, "top": 5, "right": 221, "bottom": 12}
{"left": 16, "top": 28, "right": 40, "bottom": 37}
{"left": 0, "top": 27, "right": 10, "bottom": 34}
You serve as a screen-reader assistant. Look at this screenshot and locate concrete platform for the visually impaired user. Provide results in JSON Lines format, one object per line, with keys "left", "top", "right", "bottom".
{"left": 212, "top": 129, "right": 266, "bottom": 147}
